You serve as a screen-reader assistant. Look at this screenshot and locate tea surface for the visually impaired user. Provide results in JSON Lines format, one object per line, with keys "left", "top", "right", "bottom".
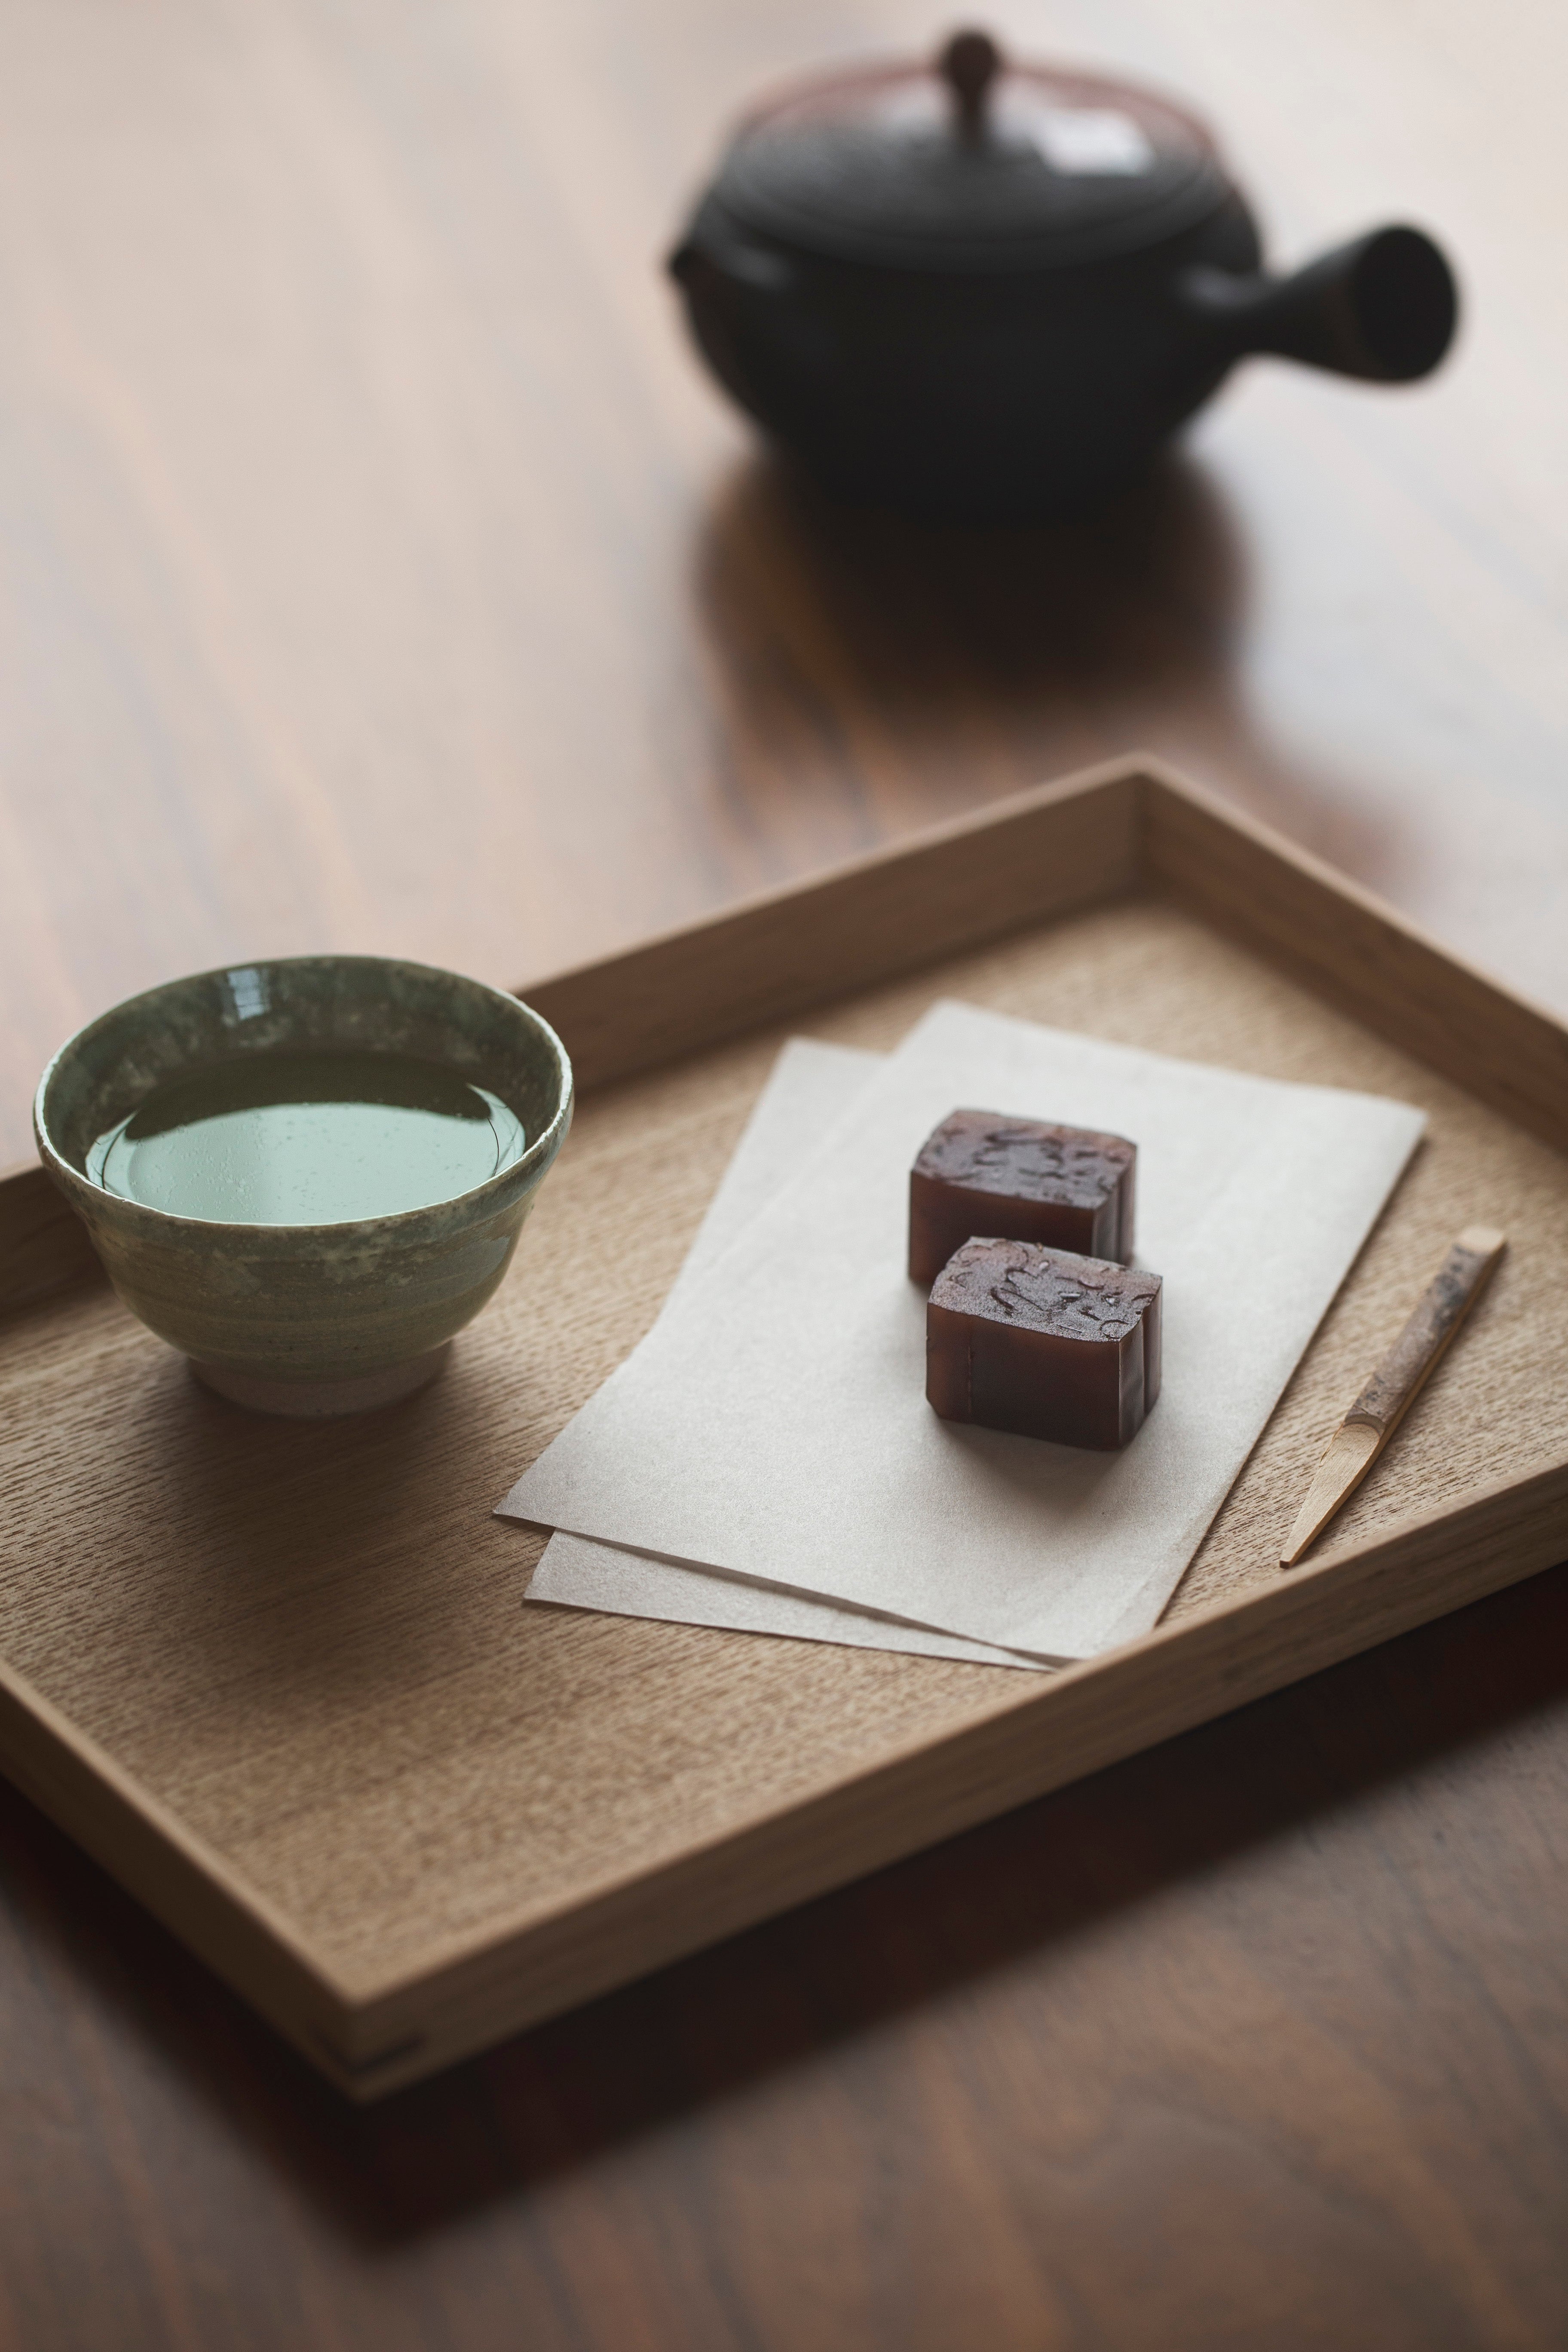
{"left": 87, "top": 1049, "right": 526, "bottom": 1225}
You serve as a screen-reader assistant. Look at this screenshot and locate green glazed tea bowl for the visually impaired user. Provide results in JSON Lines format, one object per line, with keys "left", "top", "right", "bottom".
{"left": 34, "top": 955, "right": 573, "bottom": 1416}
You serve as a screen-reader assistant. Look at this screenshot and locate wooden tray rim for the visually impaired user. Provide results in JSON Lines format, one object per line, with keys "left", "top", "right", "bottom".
{"left": 3, "top": 754, "right": 1567, "bottom": 2095}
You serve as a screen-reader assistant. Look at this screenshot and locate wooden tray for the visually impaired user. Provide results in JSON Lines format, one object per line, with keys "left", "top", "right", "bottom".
{"left": 3, "top": 757, "right": 1567, "bottom": 2100}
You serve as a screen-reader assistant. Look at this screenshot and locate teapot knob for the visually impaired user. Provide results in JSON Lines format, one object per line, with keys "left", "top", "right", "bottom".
{"left": 938, "top": 28, "right": 1002, "bottom": 136}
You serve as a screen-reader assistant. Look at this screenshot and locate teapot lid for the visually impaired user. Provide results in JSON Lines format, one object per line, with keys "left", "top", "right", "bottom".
{"left": 707, "top": 30, "right": 1231, "bottom": 272}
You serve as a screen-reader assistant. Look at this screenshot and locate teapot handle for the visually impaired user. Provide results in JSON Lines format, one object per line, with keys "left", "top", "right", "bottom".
{"left": 1178, "top": 224, "right": 1457, "bottom": 382}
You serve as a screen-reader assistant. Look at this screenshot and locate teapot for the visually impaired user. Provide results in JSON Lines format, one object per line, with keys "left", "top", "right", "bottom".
{"left": 668, "top": 30, "right": 1458, "bottom": 521}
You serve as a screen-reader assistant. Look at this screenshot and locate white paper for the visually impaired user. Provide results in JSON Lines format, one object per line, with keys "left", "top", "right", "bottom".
{"left": 504, "top": 1001, "right": 1424, "bottom": 1662}
{"left": 534, "top": 1536, "right": 1048, "bottom": 1667}
{"left": 656, "top": 1038, "right": 881, "bottom": 1274}
{"left": 529, "top": 1040, "right": 1046, "bottom": 1670}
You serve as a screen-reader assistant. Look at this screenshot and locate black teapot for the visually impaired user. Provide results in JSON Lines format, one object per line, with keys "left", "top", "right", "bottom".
{"left": 669, "top": 30, "right": 1458, "bottom": 521}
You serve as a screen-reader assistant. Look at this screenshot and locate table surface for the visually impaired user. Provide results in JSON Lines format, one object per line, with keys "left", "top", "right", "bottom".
{"left": 2, "top": 2, "right": 1565, "bottom": 2346}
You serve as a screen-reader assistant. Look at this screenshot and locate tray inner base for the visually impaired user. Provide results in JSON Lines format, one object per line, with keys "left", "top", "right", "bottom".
{"left": 2, "top": 892, "right": 1564, "bottom": 2020}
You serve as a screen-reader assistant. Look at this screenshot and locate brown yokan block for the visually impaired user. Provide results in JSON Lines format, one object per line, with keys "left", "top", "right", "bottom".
{"left": 908, "top": 1109, "right": 1136, "bottom": 1286}
{"left": 927, "top": 1239, "right": 1162, "bottom": 1450}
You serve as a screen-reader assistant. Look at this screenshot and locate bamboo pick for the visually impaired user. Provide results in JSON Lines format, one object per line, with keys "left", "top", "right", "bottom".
{"left": 1280, "top": 1225, "right": 1507, "bottom": 1568}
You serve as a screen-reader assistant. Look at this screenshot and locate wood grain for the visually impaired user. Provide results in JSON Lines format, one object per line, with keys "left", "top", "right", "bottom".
{"left": 0, "top": 0, "right": 1566, "bottom": 1179}
{"left": 0, "top": 1161, "right": 99, "bottom": 1315}
{"left": 3, "top": 1556, "right": 1564, "bottom": 2352}
{"left": 3, "top": 781, "right": 1566, "bottom": 2101}
{"left": 523, "top": 760, "right": 1141, "bottom": 1091}
{"left": 1144, "top": 769, "right": 1568, "bottom": 1155}
{"left": 1, "top": 0, "right": 1567, "bottom": 2340}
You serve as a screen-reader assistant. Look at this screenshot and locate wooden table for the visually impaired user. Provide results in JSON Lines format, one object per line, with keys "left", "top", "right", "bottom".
{"left": 2, "top": 3, "right": 1565, "bottom": 2345}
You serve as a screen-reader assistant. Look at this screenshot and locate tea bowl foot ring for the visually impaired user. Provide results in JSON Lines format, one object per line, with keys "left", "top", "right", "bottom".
{"left": 192, "top": 1343, "right": 452, "bottom": 1419}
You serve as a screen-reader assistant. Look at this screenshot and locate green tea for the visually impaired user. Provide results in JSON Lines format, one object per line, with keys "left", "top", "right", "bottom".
{"left": 87, "top": 1048, "right": 527, "bottom": 1225}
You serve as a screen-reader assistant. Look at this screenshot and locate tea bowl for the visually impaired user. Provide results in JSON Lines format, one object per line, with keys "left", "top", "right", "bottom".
{"left": 34, "top": 955, "right": 573, "bottom": 1416}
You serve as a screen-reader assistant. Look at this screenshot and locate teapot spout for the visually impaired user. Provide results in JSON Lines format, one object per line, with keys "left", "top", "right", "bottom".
{"left": 1179, "top": 224, "right": 1457, "bottom": 382}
